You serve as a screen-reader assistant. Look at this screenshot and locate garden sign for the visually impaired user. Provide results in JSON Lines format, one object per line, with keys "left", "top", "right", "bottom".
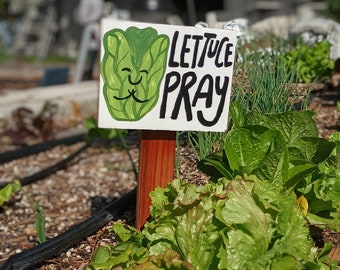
{"left": 98, "top": 18, "right": 237, "bottom": 132}
{"left": 98, "top": 18, "right": 237, "bottom": 228}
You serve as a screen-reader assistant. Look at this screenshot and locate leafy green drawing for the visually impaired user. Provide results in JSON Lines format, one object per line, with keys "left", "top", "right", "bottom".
{"left": 101, "top": 26, "right": 170, "bottom": 121}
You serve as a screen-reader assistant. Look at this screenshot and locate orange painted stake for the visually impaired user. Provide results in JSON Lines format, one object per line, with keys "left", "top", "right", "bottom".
{"left": 136, "top": 130, "right": 176, "bottom": 229}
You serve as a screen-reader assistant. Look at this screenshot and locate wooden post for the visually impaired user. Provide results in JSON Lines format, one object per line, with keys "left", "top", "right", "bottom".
{"left": 136, "top": 130, "right": 176, "bottom": 229}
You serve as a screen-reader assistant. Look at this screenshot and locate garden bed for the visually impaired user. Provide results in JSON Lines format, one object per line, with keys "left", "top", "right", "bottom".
{"left": 0, "top": 75, "right": 339, "bottom": 268}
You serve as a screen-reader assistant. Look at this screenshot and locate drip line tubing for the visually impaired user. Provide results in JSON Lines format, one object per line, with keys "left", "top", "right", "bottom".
{"left": 0, "top": 135, "right": 88, "bottom": 189}
{"left": 0, "top": 188, "right": 137, "bottom": 270}
{"left": 0, "top": 133, "right": 86, "bottom": 164}
{"left": 0, "top": 133, "right": 140, "bottom": 269}
{"left": 0, "top": 134, "right": 139, "bottom": 189}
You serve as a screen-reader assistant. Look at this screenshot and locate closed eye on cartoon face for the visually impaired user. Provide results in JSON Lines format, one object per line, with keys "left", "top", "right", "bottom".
{"left": 113, "top": 67, "right": 149, "bottom": 103}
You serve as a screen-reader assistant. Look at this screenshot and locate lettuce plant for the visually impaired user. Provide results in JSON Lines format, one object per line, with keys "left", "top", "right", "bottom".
{"left": 198, "top": 105, "right": 340, "bottom": 231}
{"left": 87, "top": 177, "right": 336, "bottom": 269}
{"left": 303, "top": 132, "right": 340, "bottom": 231}
{"left": 283, "top": 40, "right": 334, "bottom": 83}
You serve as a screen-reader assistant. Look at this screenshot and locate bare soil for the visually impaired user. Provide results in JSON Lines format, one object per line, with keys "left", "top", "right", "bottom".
{"left": 0, "top": 74, "right": 339, "bottom": 269}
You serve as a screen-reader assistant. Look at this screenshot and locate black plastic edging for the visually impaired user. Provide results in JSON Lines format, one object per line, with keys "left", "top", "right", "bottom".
{"left": 0, "top": 188, "right": 137, "bottom": 270}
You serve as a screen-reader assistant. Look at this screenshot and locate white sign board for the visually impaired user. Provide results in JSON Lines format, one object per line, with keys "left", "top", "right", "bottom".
{"left": 98, "top": 18, "right": 237, "bottom": 132}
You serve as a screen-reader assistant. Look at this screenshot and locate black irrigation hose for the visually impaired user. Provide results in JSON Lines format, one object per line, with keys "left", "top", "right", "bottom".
{"left": 0, "top": 132, "right": 140, "bottom": 269}
{"left": 0, "top": 133, "right": 140, "bottom": 189}
{"left": 0, "top": 187, "right": 137, "bottom": 270}
{"left": 0, "top": 133, "right": 86, "bottom": 164}
{"left": 20, "top": 142, "right": 90, "bottom": 188}
{"left": 0, "top": 140, "right": 90, "bottom": 189}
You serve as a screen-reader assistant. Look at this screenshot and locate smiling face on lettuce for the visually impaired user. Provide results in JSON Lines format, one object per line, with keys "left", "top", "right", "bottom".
{"left": 101, "top": 26, "right": 170, "bottom": 121}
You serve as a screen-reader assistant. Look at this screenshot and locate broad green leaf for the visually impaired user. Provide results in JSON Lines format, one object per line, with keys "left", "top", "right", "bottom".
{"left": 329, "top": 131, "right": 340, "bottom": 145}
{"left": 91, "top": 246, "right": 111, "bottom": 265}
{"left": 288, "top": 146, "right": 305, "bottom": 160}
{"left": 197, "top": 150, "right": 233, "bottom": 180}
{"left": 313, "top": 176, "right": 340, "bottom": 209}
{"left": 112, "top": 220, "right": 134, "bottom": 242}
{"left": 0, "top": 180, "right": 21, "bottom": 206}
{"left": 88, "top": 242, "right": 151, "bottom": 269}
{"left": 229, "top": 101, "right": 244, "bottom": 128}
{"left": 306, "top": 212, "right": 340, "bottom": 232}
{"left": 215, "top": 180, "right": 274, "bottom": 268}
{"left": 245, "top": 110, "right": 317, "bottom": 145}
{"left": 285, "top": 160, "right": 317, "bottom": 189}
{"left": 224, "top": 126, "right": 274, "bottom": 174}
{"left": 146, "top": 180, "right": 224, "bottom": 270}
{"left": 294, "top": 137, "right": 336, "bottom": 163}
{"left": 273, "top": 193, "right": 312, "bottom": 259}
{"left": 252, "top": 145, "right": 289, "bottom": 186}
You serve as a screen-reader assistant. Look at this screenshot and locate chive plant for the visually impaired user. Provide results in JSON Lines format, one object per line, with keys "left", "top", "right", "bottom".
{"left": 185, "top": 37, "right": 312, "bottom": 163}
{"left": 233, "top": 48, "right": 307, "bottom": 114}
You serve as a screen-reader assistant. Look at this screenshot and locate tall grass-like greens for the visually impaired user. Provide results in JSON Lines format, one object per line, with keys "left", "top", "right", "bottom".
{"left": 101, "top": 27, "right": 170, "bottom": 121}
{"left": 232, "top": 46, "right": 307, "bottom": 115}
{"left": 88, "top": 177, "right": 334, "bottom": 270}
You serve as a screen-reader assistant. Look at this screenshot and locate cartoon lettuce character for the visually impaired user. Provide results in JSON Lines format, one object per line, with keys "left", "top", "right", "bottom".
{"left": 101, "top": 26, "right": 170, "bottom": 121}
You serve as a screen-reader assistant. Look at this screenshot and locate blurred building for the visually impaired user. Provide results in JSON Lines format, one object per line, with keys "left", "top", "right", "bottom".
{"left": 1, "top": 0, "right": 328, "bottom": 59}
{"left": 212, "top": 0, "right": 325, "bottom": 25}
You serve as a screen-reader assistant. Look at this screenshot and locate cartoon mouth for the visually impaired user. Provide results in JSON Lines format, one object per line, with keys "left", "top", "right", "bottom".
{"left": 114, "top": 89, "right": 149, "bottom": 103}
{"left": 128, "top": 75, "right": 142, "bottom": 85}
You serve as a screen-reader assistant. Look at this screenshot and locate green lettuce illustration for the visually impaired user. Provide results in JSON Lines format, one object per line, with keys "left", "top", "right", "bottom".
{"left": 101, "top": 26, "right": 170, "bottom": 121}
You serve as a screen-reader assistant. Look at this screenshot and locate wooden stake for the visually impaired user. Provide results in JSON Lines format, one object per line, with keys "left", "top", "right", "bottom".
{"left": 136, "top": 130, "right": 176, "bottom": 229}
